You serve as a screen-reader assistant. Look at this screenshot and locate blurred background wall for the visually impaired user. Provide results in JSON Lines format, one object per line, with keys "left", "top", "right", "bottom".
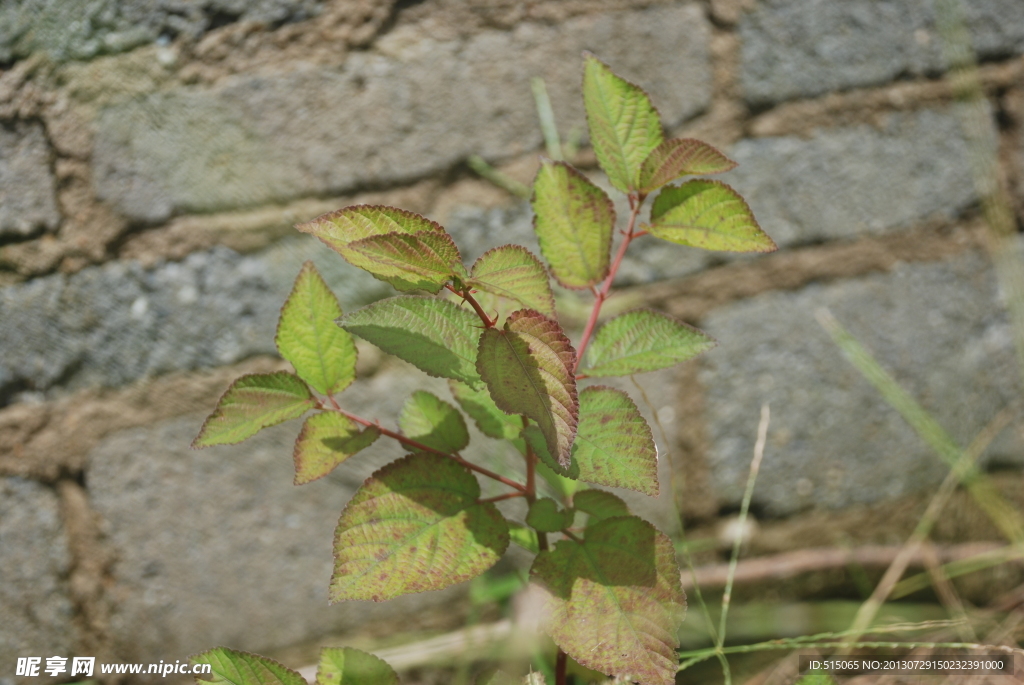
{"left": 2, "top": 0, "right": 1024, "bottom": 680}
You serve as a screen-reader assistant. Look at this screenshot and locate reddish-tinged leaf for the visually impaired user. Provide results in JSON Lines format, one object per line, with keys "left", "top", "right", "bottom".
{"left": 583, "top": 309, "right": 716, "bottom": 378}
{"left": 192, "top": 372, "right": 314, "bottom": 448}
{"left": 347, "top": 230, "right": 463, "bottom": 293}
{"left": 293, "top": 412, "right": 380, "bottom": 485}
{"left": 275, "top": 261, "right": 356, "bottom": 396}
{"left": 531, "top": 160, "right": 614, "bottom": 290}
{"left": 296, "top": 204, "right": 444, "bottom": 252}
{"left": 638, "top": 138, "right": 737, "bottom": 194}
{"left": 530, "top": 516, "right": 686, "bottom": 685}
{"left": 649, "top": 180, "right": 776, "bottom": 253}
{"left": 583, "top": 53, "right": 664, "bottom": 193}
{"left": 330, "top": 453, "right": 509, "bottom": 602}
{"left": 468, "top": 245, "right": 556, "bottom": 317}
{"left": 573, "top": 386, "right": 659, "bottom": 496}
{"left": 477, "top": 310, "right": 579, "bottom": 467}
{"left": 190, "top": 648, "right": 305, "bottom": 685}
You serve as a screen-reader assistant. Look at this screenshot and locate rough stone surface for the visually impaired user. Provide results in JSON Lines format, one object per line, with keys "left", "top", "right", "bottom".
{"left": 718, "top": 108, "right": 980, "bottom": 249}
{"left": 699, "top": 249, "right": 1024, "bottom": 517}
{"left": 739, "top": 0, "right": 1024, "bottom": 105}
{"left": 0, "top": 238, "right": 389, "bottom": 404}
{"left": 0, "top": 121, "right": 59, "bottom": 239}
{"left": 0, "top": 478, "right": 74, "bottom": 685}
{"left": 0, "top": 0, "right": 324, "bottom": 62}
{"left": 87, "top": 364, "right": 481, "bottom": 661}
{"left": 93, "top": 4, "right": 710, "bottom": 222}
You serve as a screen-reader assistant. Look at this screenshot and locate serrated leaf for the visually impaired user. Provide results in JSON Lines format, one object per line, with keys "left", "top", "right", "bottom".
{"left": 584, "top": 309, "right": 716, "bottom": 378}
{"left": 573, "top": 386, "right": 659, "bottom": 496}
{"left": 526, "top": 497, "right": 575, "bottom": 533}
{"left": 583, "top": 53, "right": 664, "bottom": 193}
{"left": 190, "top": 648, "right": 305, "bottom": 685}
{"left": 276, "top": 261, "right": 356, "bottom": 396}
{"left": 293, "top": 411, "right": 380, "bottom": 485}
{"left": 507, "top": 520, "right": 540, "bottom": 553}
{"left": 477, "top": 310, "right": 578, "bottom": 467}
{"left": 523, "top": 424, "right": 579, "bottom": 480}
{"left": 399, "top": 390, "right": 469, "bottom": 453}
{"left": 638, "top": 138, "right": 737, "bottom": 194}
{"left": 316, "top": 647, "right": 399, "bottom": 685}
{"left": 573, "top": 489, "right": 630, "bottom": 524}
{"left": 468, "top": 245, "right": 556, "bottom": 317}
{"left": 192, "top": 372, "right": 314, "bottom": 448}
{"left": 449, "top": 380, "right": 524, "bottom": 441}
{"left": 339, "top": 296, "right": 482, "bottom": 385}
{"left": 331, "top": 453, "right": 509, "bottom": 602}
{"left": 531, "top": 160, "right": 615, "bottom": 290}
{"left": 347, "top": 230, "right": 463, "bottom": 293}
{"left": 648, "top": 180, "right": 777, "bottom": 253}
{"left": 530, "top": 516, "right": 685, "bottom": 685}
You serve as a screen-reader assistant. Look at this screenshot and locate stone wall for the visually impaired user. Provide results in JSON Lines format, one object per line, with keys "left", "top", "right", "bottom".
{"left": 2, "top": 0, "right": 1024, "bottom": 680}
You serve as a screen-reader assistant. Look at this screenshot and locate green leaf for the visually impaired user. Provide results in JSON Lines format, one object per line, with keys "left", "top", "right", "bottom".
{"left": 190, "top": 648, "right": 305, "bottom": 685}
{"left": 339, "top": 296, "right": 482, "bottom": 385}
{"left": 573, "top": 386, "right": 658, "bottom": 496}
{"left": 523, "top": 424, "right": 579, "bottom": 480}
{"left": 638, "top": 138, "right": 737, "bottom": 194}
{"left": 583, "top": 309, "right": 716, "bottom": 378}
{"left": 507, "top": 520, "right": 540, "bottom": 554}
{"left": 526, "top": 497, "right": 575, "bottom": 533}
{"left": 275, "top": 261, "right": 357, "bottom": 396}
{"left": 468, "top": 245, "right": 556, "bottom": 317}
{"left": 192, "top": 372, "right": 314, "bottom": 448}
{"left": 477, "top": 310, "right": 579, "bottom": 467}
{"left": 315, "top": 647, "right": 399, "bottom": 685}
{"left": 572, "top": 489, "right": 630, "bottom": 524}
{"left": 582, "top": 53, "right": 664, "bottom": 193}
{"left": 347, "top": 230, "right": 463, "bottom": 293}
{"left": 796, "top": 672, "right": 835, "bottom": 685}
{"left": 531, "top": 160, "right": 614, "bottom": 290}
{"left": 648, "top": 180, "right": 777, "bottom": 253}
{"left": 530, "top": 516, "right": 685, "bottom": 685}
{"left": 331, "top": 453, "right": 509, "bottom": 602}
{"left": 477, "top": 670, "right": 519, "bottom": 685}
{"left": 293, "top": 411, "right": 380, "bottom": 485}
{"left": 399, "top": 390, "right": 469, "bottom": 453}
{"left": 449, "top": 380, "right": 524, "bottom": 442}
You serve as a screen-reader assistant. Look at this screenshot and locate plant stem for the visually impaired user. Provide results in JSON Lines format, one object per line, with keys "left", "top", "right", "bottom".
{"left": 479, "top": 492, "right": 527, "bottom": 504}
{"left": 573, "top": 192, "right": 644, "bottom": 373}
{"left": 332, "top": 406, "right": 528, "bottom": 492}
{"left": 555, "top": 648, "right": 568, "bottom": 685}
{"left": 446, "top": 283, "right": 496, "bottom": 328}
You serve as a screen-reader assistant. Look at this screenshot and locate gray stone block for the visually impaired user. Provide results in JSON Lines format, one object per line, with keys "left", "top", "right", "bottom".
{"left": 719, "top": 108, "right": 980, "bottom": 249}
{"left": 0, "top": 0, "right": 323, "bottom": 63}
{"left": 739, "top": 0, "right": 1024, "bottom": 105}
{"left": 0, "top": 478, "right": 74, "bottom": 684}
{"left": 0, "top": 237, "right": 390, "bottom": 403}
{"left": 699, "top": 249, "right": 1024, "bottom": 516}
{"left": 0, "top": 122, "right": 59, "bottom": 239}
{"left": 85, "top": 364, "right": 507, "bottom": 660}
{"left": 93, "top": 4, "right": 710, "bottom": 222}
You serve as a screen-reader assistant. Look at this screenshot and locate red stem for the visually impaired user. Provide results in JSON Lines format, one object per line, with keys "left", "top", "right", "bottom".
{"left": 555, "top": 648, "right": 568, "bottom": 685}
{"left": 446, "top": 283, "right": 495, "bottom": 328}
{"left": 479, "top": 491, "right": 527, "bottom": 504}
{"left": 573, "top": 192, "right": 644, "bottom": 373}
{"left": 332, "top": 406, "right": 528, "bottom": 492}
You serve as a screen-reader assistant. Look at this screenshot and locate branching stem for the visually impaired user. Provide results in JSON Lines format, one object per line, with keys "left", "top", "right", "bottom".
{"left": 574, "top": 192, "right": 644, "bottom": 372}
{"left": 446, "top": 283, "right": 496, "bottom": 328}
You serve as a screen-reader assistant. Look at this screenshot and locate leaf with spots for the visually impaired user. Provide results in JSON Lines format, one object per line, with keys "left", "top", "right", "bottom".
{"left": 583, "top": 309, "right": 716, "bottom": 378}
{"left": 339, "top": 296, "right": 482, "bottom": 385}
{"left": 648, "top": 180, "right": 776, "bottom": 253}
{"left": 583, "top": 53, "right": 664, "bottom": 193}
{"left": 315, "top": 647, "right": 399, "bottom": 685}
{"left": 293, "top": 411, "right": 380, "bottom": 485}
{"left": 530, "top": 516, "right": 686, "bottom": 685}
{"left": 330, "top": 453, "right": 509, "bottom": 602}
{"left": 192, "top": 372, "right": 314, "bottom": 448}
{"left": 638, "top": 138, "right": 737, "bottom": 194}
{"left": 275, "top": 261, "right": 356, "bottom": 396}
{"left": 399, "top": 390, "right": 469, "bottom": 454}
{"left": 477, "top": 310, "right": 579, "bottom": 467}
{"left": 572, "top": 386, "right": 659, "bottom": 496}
{"left": 190, "top": 648, "right": 305, "bottom": 685}
{"left": 531, "top": 160, "right": 615, "bottom": 290}
{"left": 347, "top": 230, "right": 464, "bottom": 293}
{"left": 468, "top": 245, "right": 556, "bottom": 317}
